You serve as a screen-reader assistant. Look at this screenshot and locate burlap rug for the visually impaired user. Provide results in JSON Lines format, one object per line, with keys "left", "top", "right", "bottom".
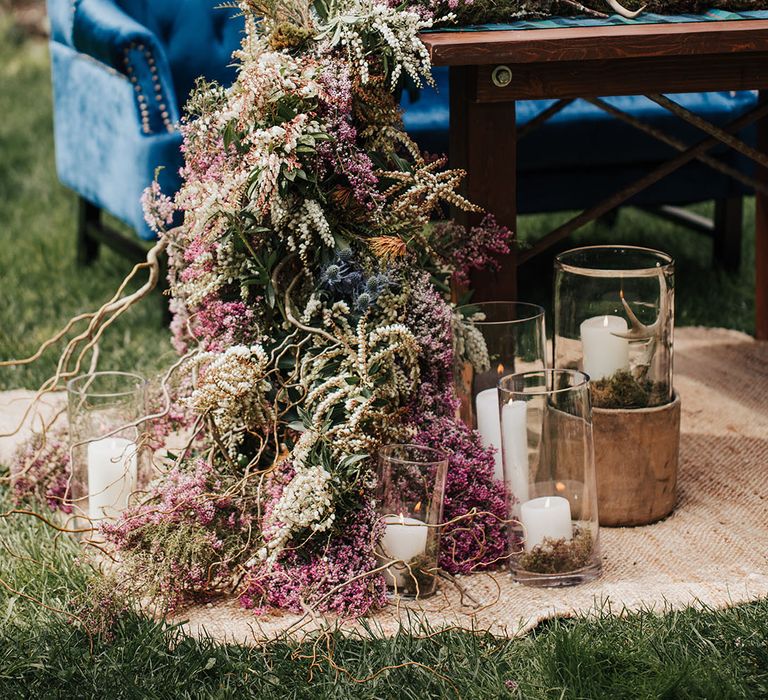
{"left": 2, "top": 327, "right": 767, "bottom": 643}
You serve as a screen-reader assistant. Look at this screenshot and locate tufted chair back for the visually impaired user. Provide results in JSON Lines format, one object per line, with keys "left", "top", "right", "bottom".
{"left": 113, "top": 0, "right": 242, "bottom": 108}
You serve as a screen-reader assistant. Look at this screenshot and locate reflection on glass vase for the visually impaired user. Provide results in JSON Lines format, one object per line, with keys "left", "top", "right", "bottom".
{"left": 455, "top": 301, "right": 547, "bottom": 480}
{"left": 498, "top": 370, "right": 601, "bottom": 587}
{"left": 66, "top": 371, "right": 148, "bottom": 531}
{"left": 375, "top": 444, "right": 448, "bottom": 599}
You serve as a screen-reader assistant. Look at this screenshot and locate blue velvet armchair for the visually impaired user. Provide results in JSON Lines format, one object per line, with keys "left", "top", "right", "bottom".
{"left": 47, "top": 0, "right": 241, "bottom": 259}
{"left": 48, "top": 1, "right": 754, "bottom": 270}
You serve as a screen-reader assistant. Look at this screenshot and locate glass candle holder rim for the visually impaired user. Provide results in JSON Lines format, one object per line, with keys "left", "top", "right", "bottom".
{"left": 555, "top": 245, "right": 674, "bottom": 278}
{"left": 66, "top": 371, "right": 147, "bottom": 399}
{"left": 456, "top": 300, "right": 545, "bottom": 325}
{"left": 378, "top": 443, "right": 448, "bottom": 467}
{"left": 498, "top": 368, "right": 589, "bottom": 398}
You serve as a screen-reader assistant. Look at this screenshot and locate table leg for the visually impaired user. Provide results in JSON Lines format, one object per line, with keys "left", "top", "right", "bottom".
{"left": 757, "top": 91, "right": 768, "bottom": 340}
{"left": 449, "top": 66, "right": 518, "bottom": 302}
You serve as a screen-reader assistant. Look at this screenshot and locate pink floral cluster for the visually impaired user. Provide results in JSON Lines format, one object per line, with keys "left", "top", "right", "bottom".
{"left": 102, "top": 460, "right": 236, "bottom": 546}
{"left": 435, "top": 214, "right": 514, "bottom": 288}
{"left": 241, "top": 502, "right": 387, "bottom": 618}
{"left": 317, "top": 62, "right": 382, "bottom": 212}
{"left": 405, "top": 272, "right": 507, "bottom": 574}
{"left": 194, "top": 299, "right": 256, "bottom": 353}
{"left": 415, "top": 417, "right": 507, "bottom": 573}
{"left": 102, "top": 460, "right": 250, "bottom": 607}
{"left": 11, "top": 427, "right": 72, "bottom": 513}
{"left": 140, "top": 180, "right": 175, "bottom": 234}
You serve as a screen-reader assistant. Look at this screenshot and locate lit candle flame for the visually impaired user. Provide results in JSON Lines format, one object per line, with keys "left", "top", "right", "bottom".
{"left": 414, "top": 501, "right": 422, "bottom": 513}
{"left": 556, "top": 481, "right": 566, "bottom": 493}
{"left": 497, "top": 363, "right": 505, "bottom": 375}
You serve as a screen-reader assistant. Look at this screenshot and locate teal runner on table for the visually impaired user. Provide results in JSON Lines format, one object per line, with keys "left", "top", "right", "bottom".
{"left": 424, "top": 8, "right": 768, "bottom": 32}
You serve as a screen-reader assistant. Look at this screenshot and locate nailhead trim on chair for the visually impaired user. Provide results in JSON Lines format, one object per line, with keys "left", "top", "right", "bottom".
{"left": 123, "top": 42, "right": 175, "bottom": 134}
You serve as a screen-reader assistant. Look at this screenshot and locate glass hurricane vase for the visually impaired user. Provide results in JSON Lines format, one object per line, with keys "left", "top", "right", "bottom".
{"left": 375, "top": 444, "right": 448, "bottom": 598}
{"left": 553, "top": 246, "right": 674, "bottom": 410}
{"left": 66, "top": 371, "right": 148, "bottom": 530}
{"left": 455, "top": 301, "right": 547, "bottom": 480}
{"left": 498, "top": 369, "right": 601, "bottom": 587}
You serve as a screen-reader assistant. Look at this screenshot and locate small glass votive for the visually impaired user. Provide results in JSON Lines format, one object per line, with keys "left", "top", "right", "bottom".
{"left": 455, "top": 301, "right": 547, "bottom": 480}
{"left": 66, "top": 371, "right": 147, "bottom": 528}
{"left": 498, "top": 370, "right": 601, "bottom": 587}
{"left": 375, "top": 444, "right": 448, "bottom": 598}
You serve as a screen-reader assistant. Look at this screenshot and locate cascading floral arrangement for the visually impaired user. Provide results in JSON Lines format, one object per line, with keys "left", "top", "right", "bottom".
{"left": 14, "top": 0, "right": 514, "bottom": 617}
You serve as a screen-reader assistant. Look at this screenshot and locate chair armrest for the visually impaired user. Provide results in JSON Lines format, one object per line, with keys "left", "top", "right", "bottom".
{"left": 72, "top": 0, "right": 180, "bottom": 132}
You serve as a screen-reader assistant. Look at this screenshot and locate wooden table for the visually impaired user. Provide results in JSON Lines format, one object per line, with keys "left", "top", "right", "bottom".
{"left": 421, "top": 18, "right": 768, "bottom": 338}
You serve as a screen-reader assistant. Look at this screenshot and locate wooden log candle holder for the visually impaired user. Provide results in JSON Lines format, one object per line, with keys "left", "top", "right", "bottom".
{"left": 592, "top": 392, "right": 681, "bottom": 527}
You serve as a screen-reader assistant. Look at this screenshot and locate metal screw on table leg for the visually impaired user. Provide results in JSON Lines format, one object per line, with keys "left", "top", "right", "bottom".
{"left": 491, "top": 65, "right": 513, "bottom": 88}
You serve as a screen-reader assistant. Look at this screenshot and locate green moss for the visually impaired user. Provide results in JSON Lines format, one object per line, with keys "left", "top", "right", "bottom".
{"left": 590, "top": 370, "right": 670, "bottom": 409}
{"left": 516, "top": 526, "right": 594, "bottom": 575}
{"left": 267, "top": 22, "right": 313, "bottom": 51}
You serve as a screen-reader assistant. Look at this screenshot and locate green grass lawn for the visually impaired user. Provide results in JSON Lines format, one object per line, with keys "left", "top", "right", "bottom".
{"left": 2, "top": 485, "right": 767, "bottom": 699}
{"left": 1, "top": 13, "right": 766, "bottom": 699}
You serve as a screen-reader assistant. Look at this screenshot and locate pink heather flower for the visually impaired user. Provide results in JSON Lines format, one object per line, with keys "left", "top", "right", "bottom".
{"left": 404, "top": 271, "right": 509, "bottom": 573}
{"left": 317, "top": 62, "right": 382, "bottom": 212}
{"left": 433, "top": 214, "right": 514, "bottom": 288}
{"left": 102, "top": 460, "right": 246, "bottom": 548}
{"left": 194, "top": 298, "right": 256, "bottom": 352}
{"left": 415, "top": 417, "right": 508, "bottom": 574}
{"left": 11, "top": 427, "right": 72, "bottom": 514}
{"left": 141, "top": 180, "right": 176, "bottom": 234}
{"left": 241, "top": 500, "right": 387, "bottom": 618}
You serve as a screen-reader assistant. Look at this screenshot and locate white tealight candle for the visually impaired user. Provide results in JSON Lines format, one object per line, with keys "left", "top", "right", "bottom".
{"left": 475, "top": 388, "right": 503, "bottom": 480}
{"left": 519, "top": 496, "right": 573, "bottom": 551}
{"left": 380, "top": 515, "right": 428, "bottom": 588}
{"left": 580, "top": 315, "right": 630, "bottom": 381}
{"left": 501, "top": 399, "right": 530, "bottom": 505}
{"left": 87, "top": 437, "right": 138, "bottom": 520}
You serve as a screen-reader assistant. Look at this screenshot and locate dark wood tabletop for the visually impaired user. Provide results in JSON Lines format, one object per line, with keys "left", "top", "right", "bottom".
{"left": 422, "top": 18, "right": 768, "bottom": 65}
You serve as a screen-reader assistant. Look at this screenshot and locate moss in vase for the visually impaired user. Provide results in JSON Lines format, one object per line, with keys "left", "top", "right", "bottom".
{"left": 590, "top": 370, "right": 669, "bottom": 409}
{"left": 517, "top": 526, "right": 593, "bottom": 575}
{"left": 391, "top": 551, "right": 439, "bottom": 597}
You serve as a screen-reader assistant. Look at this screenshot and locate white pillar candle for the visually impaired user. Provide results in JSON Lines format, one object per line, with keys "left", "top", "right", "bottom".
{"left": 380, "top": 515, "right": 428, "bottom": 588}
{"left": 520, "top": 496, "right": 573, "bottom": 551}
{"left": 87, "top": 437, "right": 137, "bottom": 520}
{"left": 475, "top": 388, "right": 503, "bottom": 480}
{"left": 501, "top": 399, "right": 530, "bottom": 505}
{"left": 580, "top": 315, "right": 630, "bottom": 381}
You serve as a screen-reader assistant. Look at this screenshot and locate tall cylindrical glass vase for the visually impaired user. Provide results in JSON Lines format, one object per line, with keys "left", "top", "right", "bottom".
{"left": 499, "top": 369, "right": 601, "bottom": 587}
{"left": 455, "top": 302, "right": 547, "bottom": 480}
{"left": 67, "top": 371, "right": 147, "bottom": 530}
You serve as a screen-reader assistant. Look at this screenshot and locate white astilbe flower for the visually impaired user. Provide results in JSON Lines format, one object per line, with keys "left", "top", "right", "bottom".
{"left": 282, "top": 198, "right": 335, "bottom": 267}
{"left": 264, "top": 456, "right": 335, "bottom": 563}
{"left": 186, "top": 345, "right": 274, "bottom": 441}
{"left": 453, "top": 311, "right": 491, "bottom": 373}
{"left": 299, "top": 316, "right": 420, "bottom": 456}
{"left": 316, "top": 0, "right": 448, "bottom": 89}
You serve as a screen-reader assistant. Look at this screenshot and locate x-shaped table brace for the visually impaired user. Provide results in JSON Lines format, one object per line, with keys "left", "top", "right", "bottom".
{"left": 516, "top": 94, "right": 768, "bottom": 265}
